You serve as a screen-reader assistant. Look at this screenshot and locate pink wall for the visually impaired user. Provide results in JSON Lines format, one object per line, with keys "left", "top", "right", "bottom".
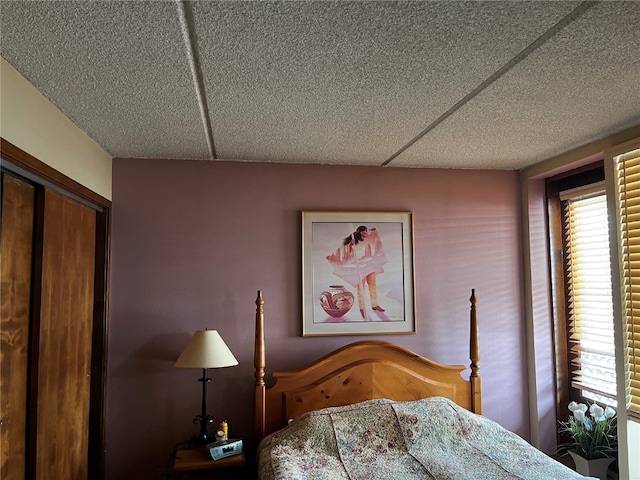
{"left": 108, "top": 159, "right": 526, "bottom": 479}
{"left": 526, "top": 178, "right": 559, "bottom": 453}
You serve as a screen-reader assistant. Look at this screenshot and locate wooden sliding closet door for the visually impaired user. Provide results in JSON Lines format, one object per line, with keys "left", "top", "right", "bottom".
{"left": 1, "top": 138, "right": 110, "bottom": 480}
{"left": 35, "top": 189, "right": 96, "bottom": 480}
{"left": 0, "top": 175, "right": 35, "bottom": 480}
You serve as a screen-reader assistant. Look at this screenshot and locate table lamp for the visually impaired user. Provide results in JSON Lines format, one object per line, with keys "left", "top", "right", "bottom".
{"left": 175, "top": 329, "right": 238, "bottom": 446}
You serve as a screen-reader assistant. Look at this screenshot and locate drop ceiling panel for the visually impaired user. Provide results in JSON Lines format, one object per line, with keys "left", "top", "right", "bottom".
{"left": 392, "top": 1, "right": 640, "bottom": 169}
{"left": 0, "top": 1, "right": 210, "bottom": 159}
{"left": 191, "top": 1, "right": 580, "bottom": 165}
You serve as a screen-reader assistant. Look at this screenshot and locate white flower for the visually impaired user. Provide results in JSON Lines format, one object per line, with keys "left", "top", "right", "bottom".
{"left": 590, "top": 403, "right": 604, "bottom": 420}
{"left": 574, "top": 410, "right": 586, "bottom": 422}
{"left": 569, "top": 402, "right": 588, "bottom": 414}
{"left": 568, "top": 401, "right": 579, "bottom": 412}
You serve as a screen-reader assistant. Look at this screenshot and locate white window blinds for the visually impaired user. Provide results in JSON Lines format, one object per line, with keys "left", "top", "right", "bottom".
{"left": 615, "top": 148, "right": 640, "bottom": 418}
{"left": 561, "top": 185, "right": 617, "bottom": 405}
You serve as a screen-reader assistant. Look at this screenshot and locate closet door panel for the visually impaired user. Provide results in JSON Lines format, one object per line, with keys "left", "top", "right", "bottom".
{"left": 0, "top": 175, "right": 35, "bottom": 480}
{"left": 36, "top": 189, "right": 96, "bottom": 480}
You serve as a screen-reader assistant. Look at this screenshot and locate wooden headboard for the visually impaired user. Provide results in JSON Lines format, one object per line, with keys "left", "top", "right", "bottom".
{"left": 253, "top": 290, "right": 481, "bottom": 441}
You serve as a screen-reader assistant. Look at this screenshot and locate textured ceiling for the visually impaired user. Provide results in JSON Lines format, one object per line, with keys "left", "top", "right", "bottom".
{"left": 1, "top": 1, "right": 639, "bottom": 170}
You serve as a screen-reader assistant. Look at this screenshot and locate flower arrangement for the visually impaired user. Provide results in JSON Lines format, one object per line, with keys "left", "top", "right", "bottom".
{"left": 558, "top": 401, "right": 617, "bottom": 460}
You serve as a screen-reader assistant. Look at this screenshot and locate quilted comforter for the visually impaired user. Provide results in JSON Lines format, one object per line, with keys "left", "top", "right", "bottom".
{"left": 257, "top": 397, "right": 591, "bottom": 480}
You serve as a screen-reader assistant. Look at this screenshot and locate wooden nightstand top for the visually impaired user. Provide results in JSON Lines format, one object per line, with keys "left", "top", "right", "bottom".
{"left": 172, "top": 445, "right": 246, "bottom": 471}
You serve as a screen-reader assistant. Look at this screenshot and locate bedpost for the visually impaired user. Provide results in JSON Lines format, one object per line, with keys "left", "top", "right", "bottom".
{"left": 469, "top": 289, "right": 482, "bottom": 414}
{"left": 254, "top": 290, "right": 266, "bottom": 442}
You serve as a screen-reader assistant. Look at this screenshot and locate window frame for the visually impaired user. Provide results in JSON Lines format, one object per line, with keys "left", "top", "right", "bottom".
{"left": 546, "top": 162, "right": 616, "bottom": 424}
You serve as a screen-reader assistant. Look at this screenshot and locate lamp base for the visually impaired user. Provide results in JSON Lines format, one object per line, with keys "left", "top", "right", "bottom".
{"left": 189, "top": 410, "right": 215, "bottom": 448}
{"left": 188, "top": 434, "right": 212, "bottom": 448}
{"left": 187, "top": 368, "right": 214, "bottom": 448}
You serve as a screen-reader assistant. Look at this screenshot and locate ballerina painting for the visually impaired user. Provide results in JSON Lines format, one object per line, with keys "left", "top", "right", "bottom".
{"left": 302, "top": 211, "right": 415, "bottom": 336}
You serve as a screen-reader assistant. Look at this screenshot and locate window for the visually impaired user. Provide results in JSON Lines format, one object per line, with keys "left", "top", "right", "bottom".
{"left": 614, "top": 147, "right": 640, "bottom": 419}
{"left": 561, "top": 184, "right": 617, "bottom": 405}
{"left": 547, "top": 164, "right": 618, "bottom": 413}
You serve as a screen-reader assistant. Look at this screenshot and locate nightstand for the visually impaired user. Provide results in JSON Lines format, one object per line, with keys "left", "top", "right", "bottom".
{"left": 170, "top": 444, "right": 248, "bottom": 480}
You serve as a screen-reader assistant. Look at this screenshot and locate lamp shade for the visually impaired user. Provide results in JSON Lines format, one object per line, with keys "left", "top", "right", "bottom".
{"left": 174, "top": 330, "right": 238, "bottom": 369}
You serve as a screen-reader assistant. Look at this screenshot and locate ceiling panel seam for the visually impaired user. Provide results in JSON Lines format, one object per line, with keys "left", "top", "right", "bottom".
{"left": 176, "top": 0, "right": 218, "bottom": 160}
{"left": 381, "top": 1, "right": 599, "bottom": 168}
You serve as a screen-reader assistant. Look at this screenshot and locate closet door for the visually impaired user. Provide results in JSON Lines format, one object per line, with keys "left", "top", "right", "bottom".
{"left": 35, "top": 188, "right": 96, "bottom": 480}
{"left": 0, "top": 174, "right": 35, "bottom": 480}
{"left": 1, "top": 139, "right": 110, "bottom": 480}
{"left": 1, "top": 179, "right": 98, "bottom": 480}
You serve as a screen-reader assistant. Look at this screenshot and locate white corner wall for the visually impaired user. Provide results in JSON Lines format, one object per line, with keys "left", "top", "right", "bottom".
{"left": 629, "top": 421, "right": 640, "bottom": 480}
{"left": 0, "top": 57, "right": 112, "bottom": 200}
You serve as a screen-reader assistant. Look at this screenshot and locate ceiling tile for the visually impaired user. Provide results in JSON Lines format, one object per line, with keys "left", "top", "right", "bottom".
{"left": 1, "top": 1, "right": 210, "bottom": 159}
{"left": 392, "top": 1, "right": 640, "bottom": 169}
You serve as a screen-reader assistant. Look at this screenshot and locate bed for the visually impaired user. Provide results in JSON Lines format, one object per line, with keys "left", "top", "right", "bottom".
{"left": 252, "top": 290, "right": 591, "bottom": 480}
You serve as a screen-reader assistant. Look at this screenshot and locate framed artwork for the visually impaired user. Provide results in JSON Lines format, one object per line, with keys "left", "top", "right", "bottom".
{"left": 302, "top": 211, "right": 415, "bottom": 336}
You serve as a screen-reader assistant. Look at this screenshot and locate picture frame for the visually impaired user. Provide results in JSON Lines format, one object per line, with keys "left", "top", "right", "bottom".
{"left": 302, "top": 211, "right": 415, "bottom": 336}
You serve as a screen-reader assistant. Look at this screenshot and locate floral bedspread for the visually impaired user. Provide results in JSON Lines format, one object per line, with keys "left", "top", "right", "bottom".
{"left": 257, "top": 397, "right": 592, "bottom": 480}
